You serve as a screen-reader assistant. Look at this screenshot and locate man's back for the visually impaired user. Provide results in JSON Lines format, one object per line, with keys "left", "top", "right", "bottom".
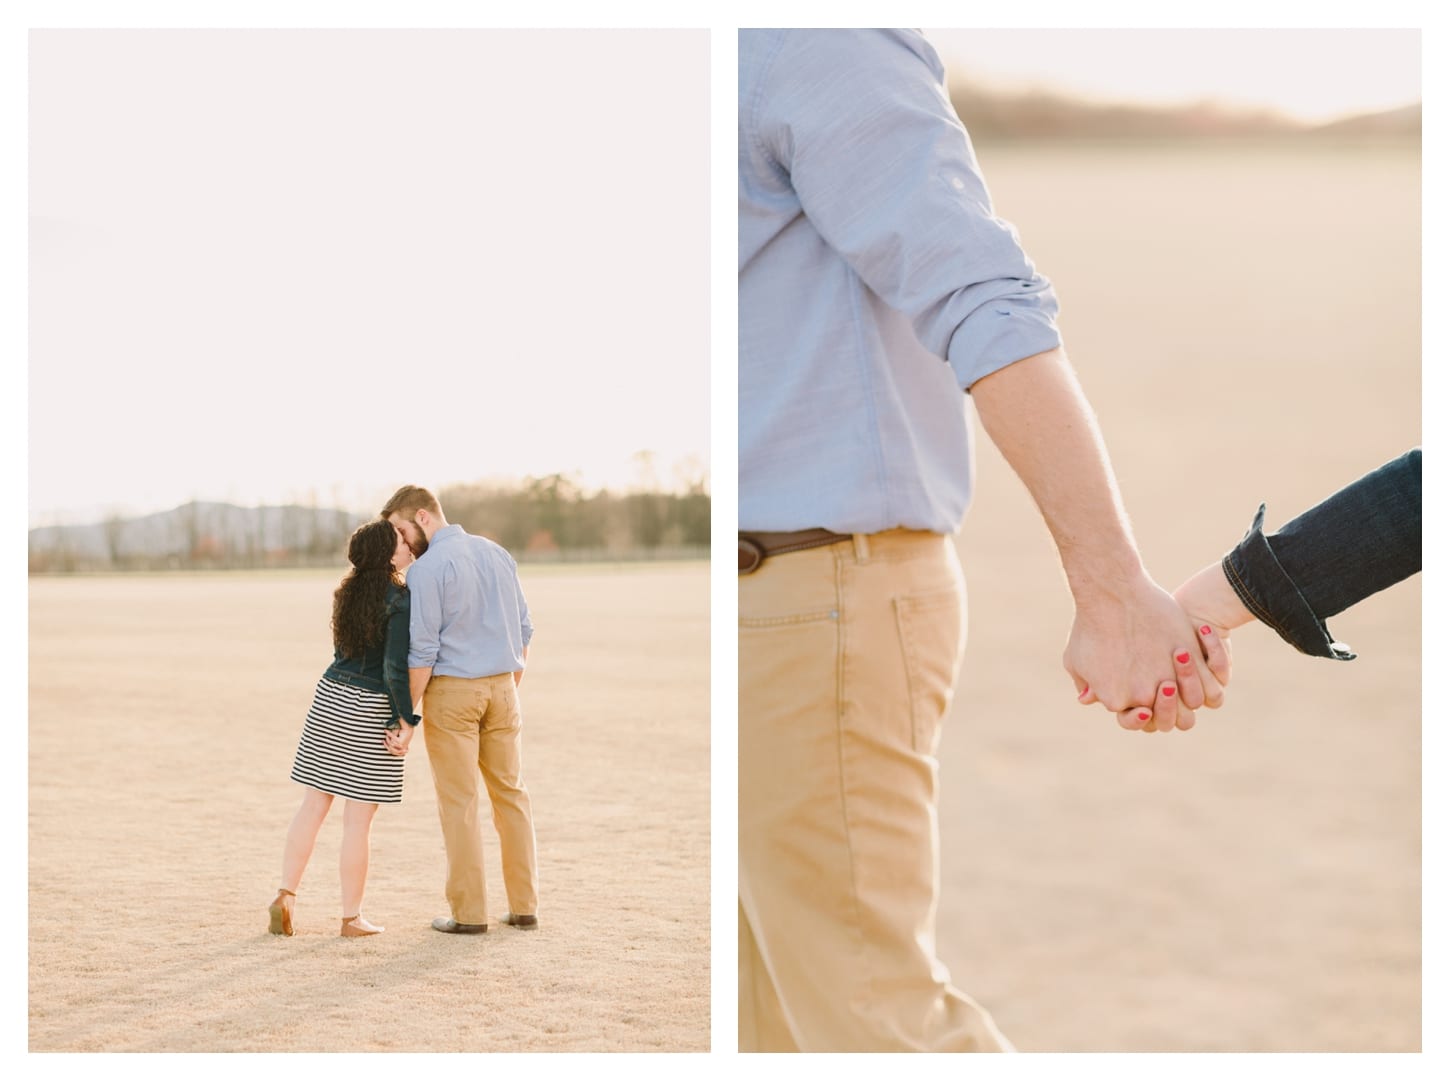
{"left": 406, "top": 524, "right": 533, "bottom": 679}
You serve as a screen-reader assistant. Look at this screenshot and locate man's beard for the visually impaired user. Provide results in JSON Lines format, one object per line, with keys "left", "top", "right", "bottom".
{"left": 408, "top": 524, "right": 429, "bottom": 558}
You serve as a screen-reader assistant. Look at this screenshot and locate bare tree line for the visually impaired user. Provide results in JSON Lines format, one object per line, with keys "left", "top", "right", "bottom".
{"left": 28, "top": 474, "right": 709, "bottom": 573}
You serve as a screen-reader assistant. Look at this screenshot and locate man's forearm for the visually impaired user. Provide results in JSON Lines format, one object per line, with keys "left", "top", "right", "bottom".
{"left": 970, "top": 345, "right": 1228, "bottom": 726}
{"left": 970, "top": 347, "right": 1144, "bottom": 597}
{"left": 409, "top": 666, "right": 433, "bottom": 711}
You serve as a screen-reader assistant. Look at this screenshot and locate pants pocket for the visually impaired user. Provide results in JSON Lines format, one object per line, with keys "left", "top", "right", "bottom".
{"left": 739, "top": 608, "right": 840, "bottom": 629}
{"left": 892, "top": 587, "right": 966, "bottom": 755}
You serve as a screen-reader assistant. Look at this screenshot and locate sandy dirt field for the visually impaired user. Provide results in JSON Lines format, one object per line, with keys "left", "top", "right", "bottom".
{"left": 29, "top": 561, "right": 709, "bottom": 1052}
{"left": 929, "top": 143, "right": 1421, "bottom": 1051}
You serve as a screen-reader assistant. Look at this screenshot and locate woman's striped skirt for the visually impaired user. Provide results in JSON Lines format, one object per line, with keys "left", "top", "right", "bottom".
{"left": 290, "top": 677, "right": 404, "bottom": 803}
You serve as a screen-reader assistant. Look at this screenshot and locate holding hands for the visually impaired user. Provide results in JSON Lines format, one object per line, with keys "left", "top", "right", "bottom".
{"left": 1065, "top": 571, "right": 1232, "bottom": 733}
{"left": 384, "top": 723, "right": 414, "bottom": 757}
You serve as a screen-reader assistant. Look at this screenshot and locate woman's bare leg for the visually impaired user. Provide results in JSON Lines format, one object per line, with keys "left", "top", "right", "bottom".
{"left": 281, "top": 786, "right": 334, "bottom": 893}
{"left": 340, "top": 799, "right": 379, "bottom": 918}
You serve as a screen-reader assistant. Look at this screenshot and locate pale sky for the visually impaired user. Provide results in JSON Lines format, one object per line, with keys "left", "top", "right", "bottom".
{"left": 29, "top": 28, "right": 708, "bottom": 524}
{"left": 924, "top": 28, "right": 1421, "bottom": 124}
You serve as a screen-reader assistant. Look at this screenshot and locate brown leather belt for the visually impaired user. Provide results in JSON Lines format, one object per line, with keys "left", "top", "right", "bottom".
{"left": 738, "top": 529, "right": 852, "bottom": 574}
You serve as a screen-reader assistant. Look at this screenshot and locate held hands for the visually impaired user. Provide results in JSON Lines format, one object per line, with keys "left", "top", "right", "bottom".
{"left": 1140, "top": 559, "right": 1260, "bottom": 730}
{"left": 1065, "top": 571, "right": 1232, "bottom": 733}
{"left": 383, "top": 723, "right": 414, "bottom": 757}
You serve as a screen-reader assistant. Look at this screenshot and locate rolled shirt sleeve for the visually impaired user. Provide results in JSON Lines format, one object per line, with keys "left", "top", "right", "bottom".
{"left": 752, "top": 30, "right": 1062, "bottom": 389}
{"left": 516, "top": 568, "right": 534, "bottom": 648}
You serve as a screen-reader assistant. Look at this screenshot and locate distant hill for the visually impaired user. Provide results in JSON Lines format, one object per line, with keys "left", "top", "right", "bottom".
{"left": 1306, "top": 103, "right": 1422, "bottom": 138}
{"left": 949, "top": 82, "right": 1421, "bottom": 142}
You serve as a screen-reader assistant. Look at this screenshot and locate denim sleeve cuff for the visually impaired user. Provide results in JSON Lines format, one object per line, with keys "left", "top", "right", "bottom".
{"left": 949, "top": 303, "right": 1063, "bottom": 391}
{"left": 1221, "top": 503, "right": 1357, "bottom": 661}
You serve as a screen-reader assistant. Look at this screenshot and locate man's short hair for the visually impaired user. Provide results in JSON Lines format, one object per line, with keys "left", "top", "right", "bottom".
{"left": 380, "top": 485, "right": 441, "bottom": 519}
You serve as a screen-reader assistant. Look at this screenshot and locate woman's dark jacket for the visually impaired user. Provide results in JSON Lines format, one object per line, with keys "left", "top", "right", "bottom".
{"left": 322, "top": 581, "right": 420, "bottom": 726}
{"left": 1223, "top": 448, "right": 1420, "bottom": 660}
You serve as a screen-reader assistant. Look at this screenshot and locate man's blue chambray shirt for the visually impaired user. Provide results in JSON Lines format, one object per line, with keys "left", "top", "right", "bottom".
{"left": 739, "top": 29, "right": 1063, "bottom": 534}
{"left": 405, "top": 524, "right": 534, "bottom": 679}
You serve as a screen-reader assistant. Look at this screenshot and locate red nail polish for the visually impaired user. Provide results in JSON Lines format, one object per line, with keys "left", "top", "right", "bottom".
{"left": 1162, "top": 685, "right": 1176, "bottom": 697}
{"left": 1200, "top": 625, "right": 1212, "bottom": 636}
{"left": 1138, "top": 711, "right": 1150, "bottom": 721}
{"left": 1175, "top": 651, "right": 1190, "bottom": 664}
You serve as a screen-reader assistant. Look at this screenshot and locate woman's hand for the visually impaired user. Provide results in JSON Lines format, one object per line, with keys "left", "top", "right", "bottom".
{"left": 384, "top": 724, "right": 414, "bottom": 757}
{"left": 1174, "top": 561, "right": 1254, "bottom": 643}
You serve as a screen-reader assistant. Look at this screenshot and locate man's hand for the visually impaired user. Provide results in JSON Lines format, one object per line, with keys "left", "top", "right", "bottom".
{"left": 1122, "top": 561, "right": 1249, "bottom": 732}
{"left": 1066, "top": 571, "right": 1229, "bottom": 733}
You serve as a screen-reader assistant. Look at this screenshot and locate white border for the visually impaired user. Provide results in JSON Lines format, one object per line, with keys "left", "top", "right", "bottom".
{"left": 9, "top": 2, "right": 1446, "bottom": 1075}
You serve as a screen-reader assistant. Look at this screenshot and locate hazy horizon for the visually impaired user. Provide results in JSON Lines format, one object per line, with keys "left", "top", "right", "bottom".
{"left": 27, "top": 449, "right": 710, "bottom": 529}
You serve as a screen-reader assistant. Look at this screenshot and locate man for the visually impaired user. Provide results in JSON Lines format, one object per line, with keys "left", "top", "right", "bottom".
{"left": 737, "top": 30, "right": 1228, "bottom": 1052}
{"left": 381, "top": 485, "right": 539, "bottom": 934}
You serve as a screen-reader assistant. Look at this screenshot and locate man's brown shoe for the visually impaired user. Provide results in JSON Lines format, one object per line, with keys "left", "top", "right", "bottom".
{"left": 503, "top": 913, "right": 538, "bottom": 929}
{"left": 431, "top": 917, "right": 488, "bottom": 934}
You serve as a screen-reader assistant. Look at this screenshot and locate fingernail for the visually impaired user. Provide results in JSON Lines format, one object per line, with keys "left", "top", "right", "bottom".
{"left": 1162, "top": 685, "right": 1176, "bottom": 697}
{"left": 1175, "top": 651, "right": 1190, "bottom": 664}
{"left": 1200, "top": 625, "right": 1212, "bottom": 636}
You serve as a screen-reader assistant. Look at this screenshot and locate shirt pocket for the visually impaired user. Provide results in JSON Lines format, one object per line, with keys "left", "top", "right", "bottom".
{"left": 892, "top": 586, "right": 966, "bottom": 755}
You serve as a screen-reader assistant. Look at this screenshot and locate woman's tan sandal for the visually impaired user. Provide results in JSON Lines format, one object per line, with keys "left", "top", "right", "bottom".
{"left": 268, "top": 888, "right": 296, "bottom": 937}
{"left": 340, "top": 915, "right": 384, "bottom": 938}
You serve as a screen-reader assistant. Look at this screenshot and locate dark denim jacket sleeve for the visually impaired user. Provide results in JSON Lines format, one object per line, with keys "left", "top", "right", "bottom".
{"left": 383, "top": 588, "right": 421, "bottom": 727}
{"left": 1221, "top": 448, "right": 1421, "bottom": 660}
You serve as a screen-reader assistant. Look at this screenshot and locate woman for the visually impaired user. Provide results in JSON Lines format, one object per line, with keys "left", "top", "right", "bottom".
{"left": 268, "top": 518, "right": 420, "bottom": 937}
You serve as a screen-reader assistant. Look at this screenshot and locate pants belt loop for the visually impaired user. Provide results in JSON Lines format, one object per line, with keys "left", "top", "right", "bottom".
{"left": 853, "top": 532, "right": 870, "bottom": 564}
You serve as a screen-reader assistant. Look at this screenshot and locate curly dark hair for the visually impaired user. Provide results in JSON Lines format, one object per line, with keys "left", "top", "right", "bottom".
{"left": 331, "top": 518, "right": 404, "bottom": 659}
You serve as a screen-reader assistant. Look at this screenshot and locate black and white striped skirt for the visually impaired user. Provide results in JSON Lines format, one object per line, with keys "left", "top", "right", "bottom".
{"left": 290, "top": 677, "right": 404, "bottom": 803}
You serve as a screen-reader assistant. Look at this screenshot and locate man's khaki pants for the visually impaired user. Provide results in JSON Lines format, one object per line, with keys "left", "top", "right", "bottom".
{"left": 423, "top": 673, "right": 538, "bottom": 925}
{"left": 739, "top": 530, "right": 1009, "bottom": 1052}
